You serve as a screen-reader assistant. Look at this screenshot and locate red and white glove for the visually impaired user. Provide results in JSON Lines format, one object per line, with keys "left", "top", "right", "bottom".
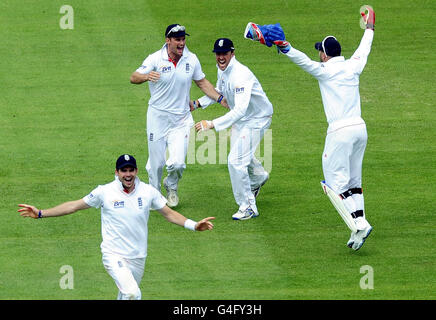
{"left": 361, "top": 5, "right": 375, "bottom": 30}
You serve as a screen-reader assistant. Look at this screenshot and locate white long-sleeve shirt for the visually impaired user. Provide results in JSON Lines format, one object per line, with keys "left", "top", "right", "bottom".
{"left": 198, "top": 57, "right": 273, "bottom": 131}
{"left": 283, "top": 29, "right": 374, "bottom": 132}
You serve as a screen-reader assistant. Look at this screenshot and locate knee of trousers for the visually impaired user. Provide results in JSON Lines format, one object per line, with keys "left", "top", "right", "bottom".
{"left": 228, "top": 155, "right": 251, "bottom": 171}
{"left": 166, "top": 162, "right": 186, "bottom": 172}
{"left": 146, "top": 160, "right": 165, "bottom": 172}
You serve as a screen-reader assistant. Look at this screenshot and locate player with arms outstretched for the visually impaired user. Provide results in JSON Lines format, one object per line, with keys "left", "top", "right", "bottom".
{"left": 18, "top": 154, "right": 214, "bottom": 299}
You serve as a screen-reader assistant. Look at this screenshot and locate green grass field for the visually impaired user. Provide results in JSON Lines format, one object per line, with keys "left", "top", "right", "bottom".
{"left": 0, "top": 0, "right": 435, "bottom": 300}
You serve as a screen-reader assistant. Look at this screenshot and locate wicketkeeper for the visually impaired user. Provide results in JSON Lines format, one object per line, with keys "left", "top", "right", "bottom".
{"left": 244, "top": 6, "right": 376, "bottom": 250}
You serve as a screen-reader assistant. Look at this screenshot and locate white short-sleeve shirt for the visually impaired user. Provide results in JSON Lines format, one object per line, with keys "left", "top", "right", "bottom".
{"left": 136, "top": 44, "right": 205, "bottom": 115}
{"left": 83, "top": 177, "right": 167, "bottom": 259}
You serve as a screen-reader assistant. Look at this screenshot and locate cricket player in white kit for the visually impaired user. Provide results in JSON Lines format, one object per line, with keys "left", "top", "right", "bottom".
{"left": 130, "top": 24, "right": 227, "bottom": 208}
{"left": 245, "top": 6, "right": 376, "bottom": 249}
{"left": 17, "top": 154, "right": 215, "bottom": 299}
{"left": 192, "top": 38, "right": 273, "bottom": 220}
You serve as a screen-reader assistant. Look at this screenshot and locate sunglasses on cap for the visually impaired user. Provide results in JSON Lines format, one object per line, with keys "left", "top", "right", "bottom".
{"left": 166, "top": 25, "right": 186, "bottom": 36}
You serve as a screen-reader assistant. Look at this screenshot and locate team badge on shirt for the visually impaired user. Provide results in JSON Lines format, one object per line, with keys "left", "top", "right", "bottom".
{"left": 138, "top": 197, "right": 143, "bottom": 208}
{"left": 236, "top": 87, "right": 245, "bottom": 94}
{"left": 185, "top": 63, "right": 190, "bottom": 73}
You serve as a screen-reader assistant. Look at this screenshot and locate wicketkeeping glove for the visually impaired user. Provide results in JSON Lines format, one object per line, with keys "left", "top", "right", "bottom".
{"left": 361, "top": 5, "right": 375, "bottom": 30}
{"left": 244, "top": 22, "right": 286, "bottom": 47}
{"left": 273, "top": 40, "right": 291, "bottom": 54}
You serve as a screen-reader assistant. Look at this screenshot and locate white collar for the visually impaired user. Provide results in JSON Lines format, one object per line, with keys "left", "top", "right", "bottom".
{"left": 161, "top": 43, "right": 190, "bottom": 61}
{"left": 114, "top": 176, "right": 140, "bottom": 195}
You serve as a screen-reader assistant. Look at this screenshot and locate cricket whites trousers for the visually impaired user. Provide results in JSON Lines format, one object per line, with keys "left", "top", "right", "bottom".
{"left": 228, "top": 117, "right": 271, "bottom": 214}
{"left": 146, "top": 108, "right": 193, "bottom": 191}
{"left": 102, "top": 253, "right": 146, "bottom": 300}
{"left": 322, "top": 117, "right": 368, "bottom": 221}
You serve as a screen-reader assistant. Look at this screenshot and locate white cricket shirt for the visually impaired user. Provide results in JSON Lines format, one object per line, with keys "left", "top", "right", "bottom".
{"left": 83, "top": 177, "right": 167, "bottom": 259}
{"left": 136, "top": 44, "right": 205, "bottom": 115}
{"left": 283, "top": 29, "right": 374, "bottom": 133}
{"left": 198, "top": 57, "right": 273, "bottom": 131}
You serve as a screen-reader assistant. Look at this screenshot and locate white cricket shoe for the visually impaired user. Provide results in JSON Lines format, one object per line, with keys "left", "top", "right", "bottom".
{"left": 347, "top": 232, "right": 357, "bottom": 248}
{"left": 232, "top": 207, "right": 259, "bottom": 220}
{"left": 352, "top": 225, "right": 373, "bottom": 251}
{"left": 251, "top": 173, "right": 269, "bottom": 198}
{"left": 163, "top": 177, "right": 178, "bottom": 207}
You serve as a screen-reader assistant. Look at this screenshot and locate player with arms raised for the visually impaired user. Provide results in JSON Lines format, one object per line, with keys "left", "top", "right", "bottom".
{"left": 245, "top": 6, "right": 376, "bottom": 250}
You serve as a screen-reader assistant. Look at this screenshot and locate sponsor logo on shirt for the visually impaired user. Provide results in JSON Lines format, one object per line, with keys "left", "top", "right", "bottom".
{"left": 236, "top": 87, "right": 245, "bottom": 94}
{"left": 113, "top": 201, "right": 125, "bottom": 209}
{"left": 161, "top": 66, "right": 172, "bottom": 73}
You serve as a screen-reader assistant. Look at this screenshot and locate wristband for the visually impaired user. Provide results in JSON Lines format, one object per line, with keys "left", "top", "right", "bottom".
{"left": 38, "top": 210, "right": 43, "bottom": 219}
{"left": 184, "top": 219, "right": 197, "bottom": 231}
{"left": 193, "top": 100, "right": 197, "bottom": 109}
{"left": 217, "top": 95, "right": 224, "bottom": 104}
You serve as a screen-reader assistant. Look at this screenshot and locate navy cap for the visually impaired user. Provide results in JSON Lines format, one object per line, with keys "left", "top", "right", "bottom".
{"left": 315, "top": 36, "right": 341, "bottom": 57}
{"left": 165, "top": 24, "right": 190, "bottom": 38}
{"left": 213, "top": 38, "right": 235, "bottom": 53}
{"left": 116, "top": 154, "right": 137, "bottom": 170}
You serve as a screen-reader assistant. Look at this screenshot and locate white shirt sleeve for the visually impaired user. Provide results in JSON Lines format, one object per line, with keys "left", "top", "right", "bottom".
{"left": 135, "top": 55, "right": 155, "bottom": 74}
{"left": 83, "top": 185, "right": 103, "bottom": 208}
{"left": 212, "top": 76, "right": 254, "bottom": 131}
{"left": 192, "top": 54, "right": 206, "bottom": 81}
{"left": 283, "top": 48, "right": 330, "bottom": 81}
{"left": 149, "top": 186, "right": 167, "bottom": 210}
{"left": 349, "top": 29, "right": 374, "bottom": 75}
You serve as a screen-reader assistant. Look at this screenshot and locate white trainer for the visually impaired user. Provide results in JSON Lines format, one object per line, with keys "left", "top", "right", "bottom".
{"left": 251, "top": 173, "right": 269, "bottom": 198}
{"left": 352, "top": 225, "right": 373, "bottom": 251}
{"left": 163, "top": 177, "right": 179, "bottom": 207}
{"left": 347, "top": 232, "right": 357, "bottom": 248}
{"left": 232, "top": 207, "right": 259, "bottom": 220}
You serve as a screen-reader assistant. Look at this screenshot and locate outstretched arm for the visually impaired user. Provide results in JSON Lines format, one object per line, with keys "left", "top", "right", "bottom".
{"left": 158, "top": 205, "right": 215, "bottom": 231}
{"left": 18, "top": 199, "right": 90, "bottom": 219}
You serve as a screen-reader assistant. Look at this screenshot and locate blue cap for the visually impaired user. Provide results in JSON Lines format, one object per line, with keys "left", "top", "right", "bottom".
{"left": 165, "top": 24, "right": 190, "bottom": 38}
{"left": 315, "top": 36, "right": 341, "bottom": 57}
{"left": 213, "top": 38, "right": 235, "bottom": 53}
{"left": 116, "top": 154, "right": 137, "bottom": 170}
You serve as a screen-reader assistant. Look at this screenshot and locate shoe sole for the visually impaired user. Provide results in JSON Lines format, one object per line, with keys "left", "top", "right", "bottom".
{"left": 232, "top": 213, "right": 259, "bottom": 221}
{"left": 353, "top": 227, "right": 373, "bottom": 251}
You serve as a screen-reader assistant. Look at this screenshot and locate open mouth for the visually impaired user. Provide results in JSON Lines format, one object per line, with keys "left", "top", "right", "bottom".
{"left": 218, "top": 59, "right": 227, "bottom": 68}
